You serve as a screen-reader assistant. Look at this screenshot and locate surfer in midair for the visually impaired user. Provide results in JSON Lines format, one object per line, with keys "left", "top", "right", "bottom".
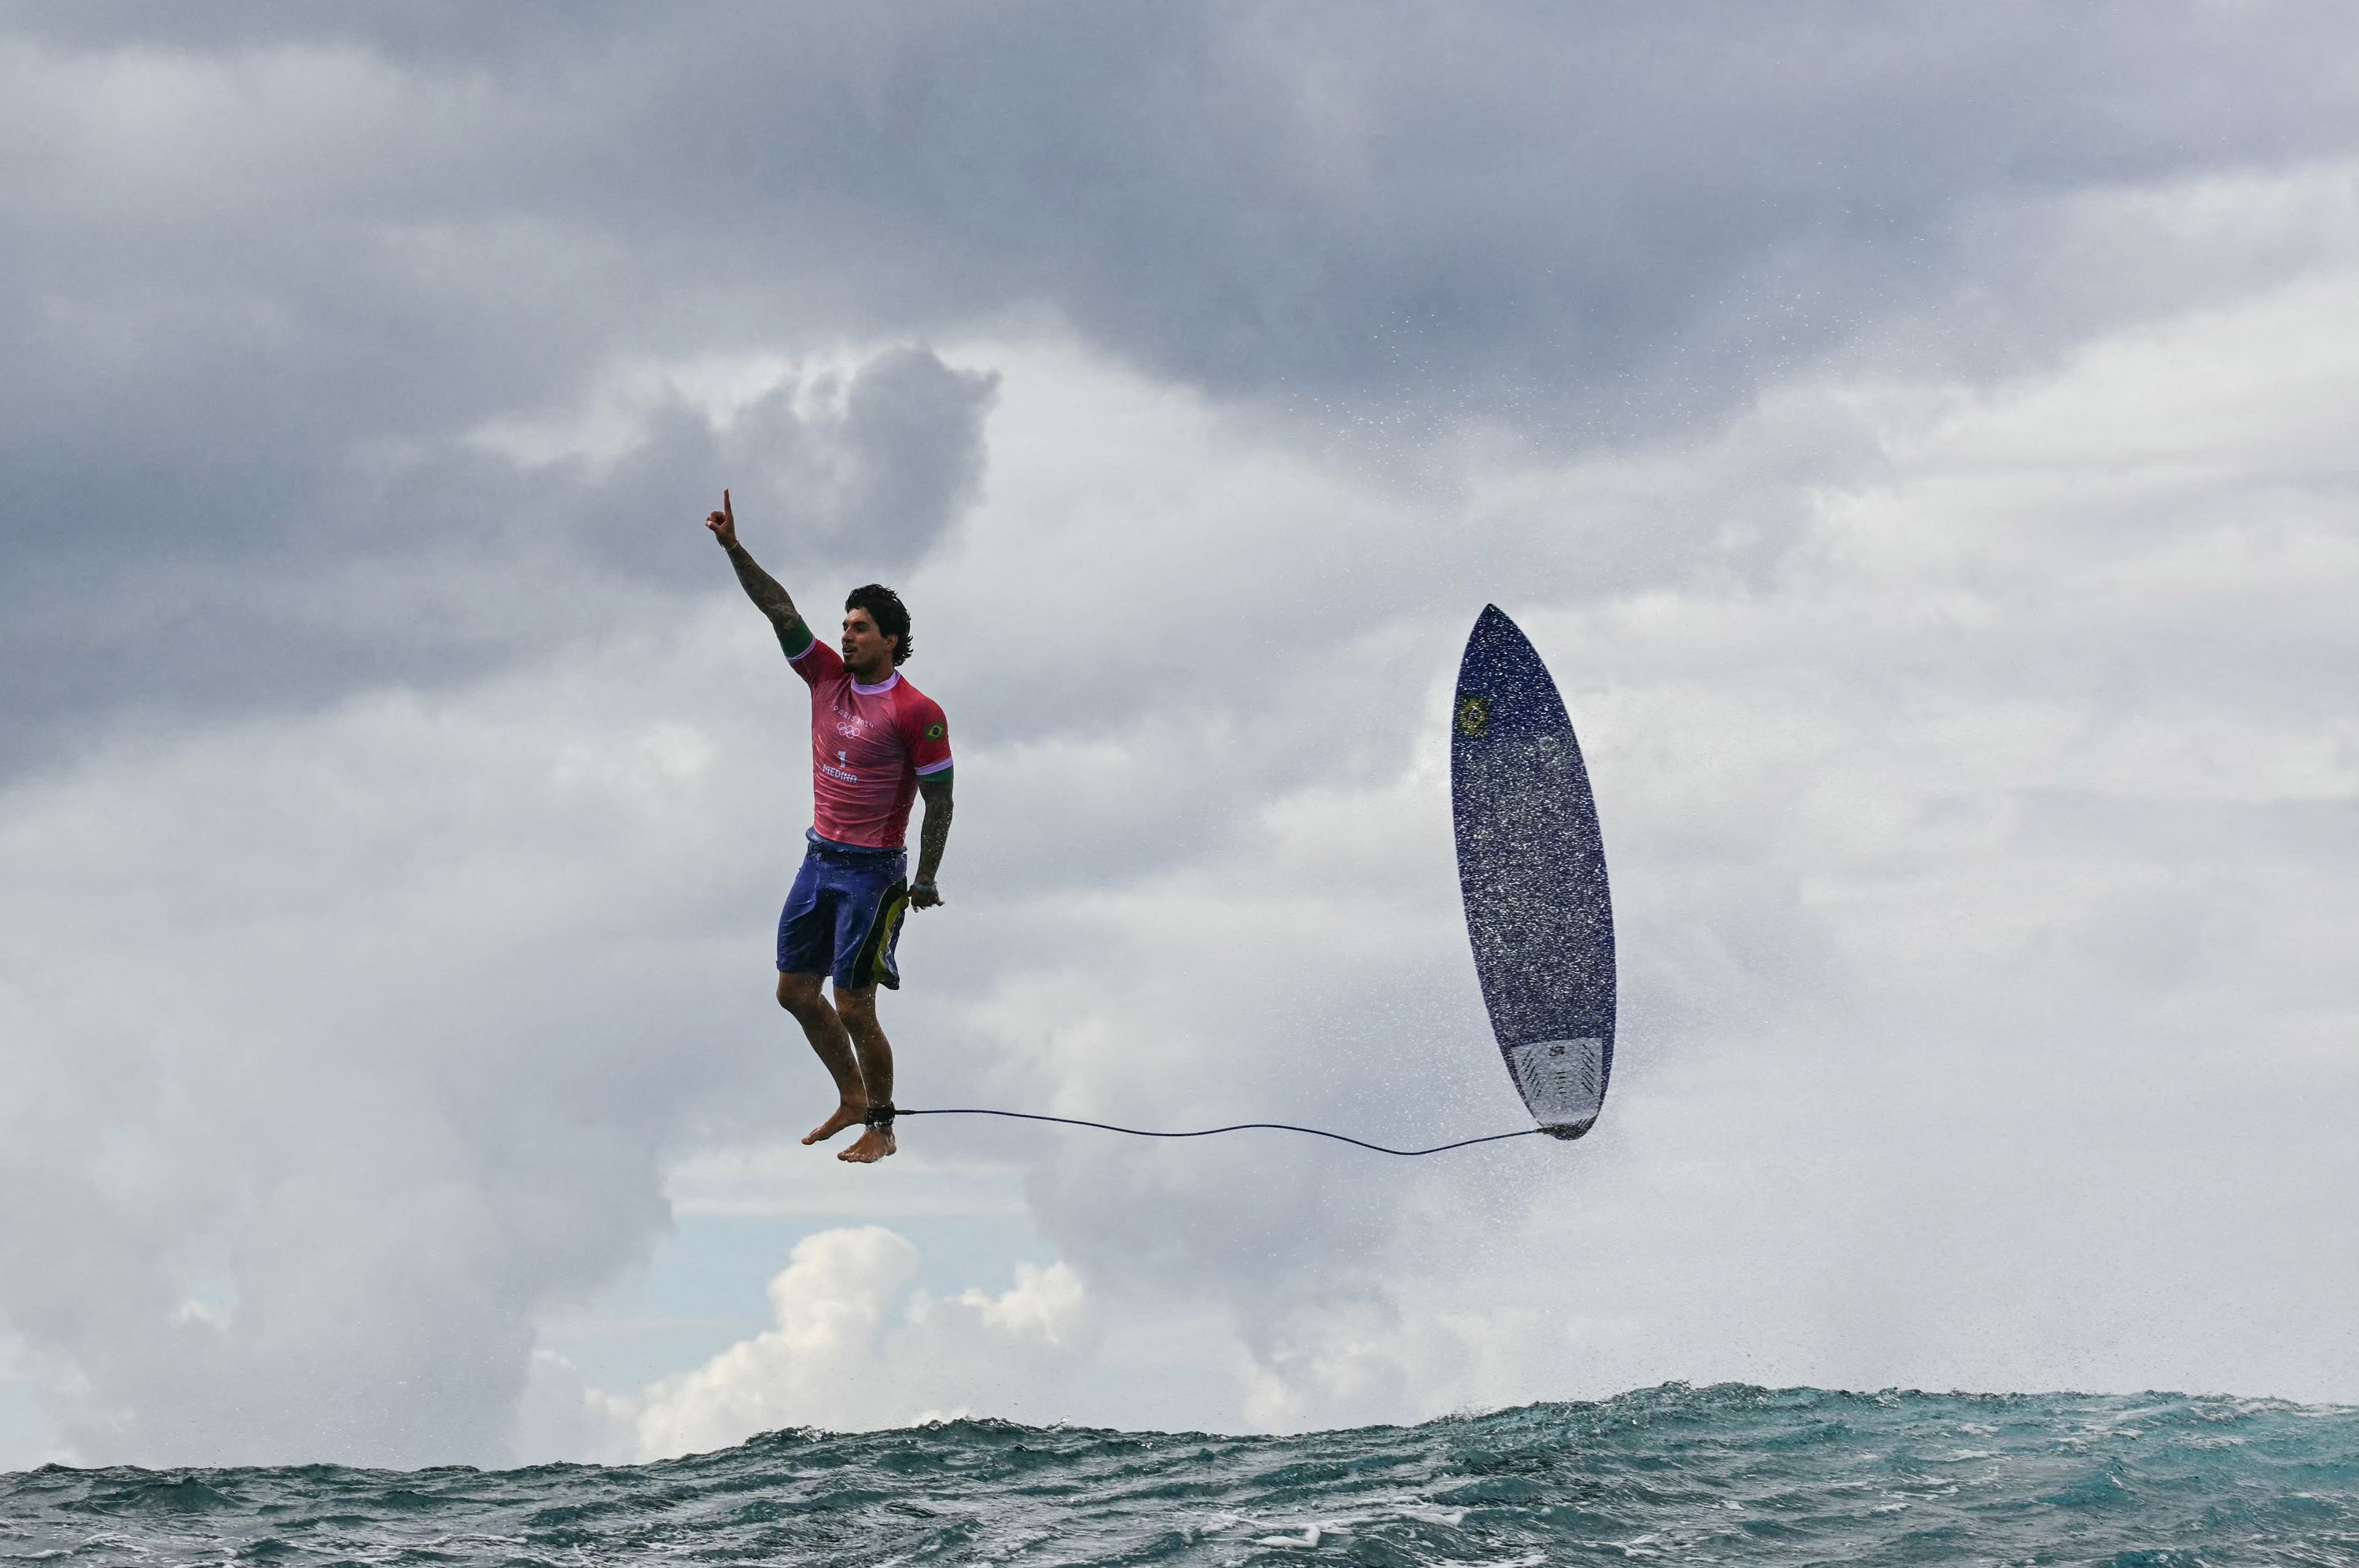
{"left": 705, "top": 490, "right": 955, "bottom": 1164}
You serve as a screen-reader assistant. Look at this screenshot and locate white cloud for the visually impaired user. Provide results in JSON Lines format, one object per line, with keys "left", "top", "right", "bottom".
{"left": 0, "top": 610, "right": 811, "bottom": 1464}
{"left": 627, "top": 1227, "right": 1094, "bottom": 1458}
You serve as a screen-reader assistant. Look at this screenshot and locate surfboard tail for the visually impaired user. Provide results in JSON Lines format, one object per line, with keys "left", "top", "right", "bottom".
{"left": 1504, "top": 1037, "right": 1606, "bottom": 1138}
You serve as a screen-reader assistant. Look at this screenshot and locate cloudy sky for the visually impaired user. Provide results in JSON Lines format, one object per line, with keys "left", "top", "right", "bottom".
{"left": 4, "top": 2, "right": 2356, "bottom": 1469}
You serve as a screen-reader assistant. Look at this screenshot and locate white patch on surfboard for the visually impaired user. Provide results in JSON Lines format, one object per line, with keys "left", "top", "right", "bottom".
{"left": 1506, "top": 1038, "right": 1605, "bottom": 1131}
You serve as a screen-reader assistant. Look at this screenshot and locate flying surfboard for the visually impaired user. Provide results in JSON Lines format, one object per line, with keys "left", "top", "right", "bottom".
{"left": 1452, "top": 605, "right": 1615, "bottom": 1139}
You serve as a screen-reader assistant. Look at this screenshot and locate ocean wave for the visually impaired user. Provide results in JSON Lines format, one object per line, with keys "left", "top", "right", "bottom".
{"left": 4, "top": 1384, "right": 2355, "bottom": 1565}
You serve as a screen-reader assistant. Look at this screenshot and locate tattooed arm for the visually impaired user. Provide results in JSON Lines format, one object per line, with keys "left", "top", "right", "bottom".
{"left": 911, "top": 772, "right": 954, "bottom": 909}
{"left": 704, "top": 488, "right": 811, "bottom": 647}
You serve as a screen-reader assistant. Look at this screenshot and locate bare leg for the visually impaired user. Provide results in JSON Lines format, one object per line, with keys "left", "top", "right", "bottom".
{"left": 834, "top": 984, "right": 897, "bottom": 1163}
{"left": 778, "top": 971, "right": 867, "bottom": 1143}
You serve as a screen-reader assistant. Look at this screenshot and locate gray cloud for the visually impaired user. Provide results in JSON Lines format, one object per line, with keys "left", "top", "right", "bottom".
{"left": 8, "top": 3, "right": 2357, "bottom": 767}
{"left": 0, "top": 343, "right": 993, "bottom": 779}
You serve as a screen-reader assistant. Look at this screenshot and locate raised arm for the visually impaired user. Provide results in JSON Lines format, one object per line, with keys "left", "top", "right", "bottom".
{"left": 911, "top": 771, "right": 953, "bottom": 909}
{"left": 705, "top": 489, "right": 810, "bottom": 647}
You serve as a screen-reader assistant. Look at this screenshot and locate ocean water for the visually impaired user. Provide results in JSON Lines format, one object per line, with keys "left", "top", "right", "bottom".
{"left": 5, "top": 1384, "right": 2356, "bottom": 1566}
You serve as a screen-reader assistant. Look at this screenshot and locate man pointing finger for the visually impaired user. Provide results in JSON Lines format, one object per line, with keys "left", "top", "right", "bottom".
{"left": 705, "top": 489, "right": 956, "bottom": 1164}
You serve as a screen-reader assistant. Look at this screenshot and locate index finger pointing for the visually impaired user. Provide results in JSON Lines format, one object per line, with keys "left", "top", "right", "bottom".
{"left": 722, "top": 488, "right": 734, "bottom": 524}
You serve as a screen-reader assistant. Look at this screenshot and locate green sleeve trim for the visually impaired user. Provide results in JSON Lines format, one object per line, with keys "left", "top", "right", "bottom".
{"left": 775, "top": 618, "right": 814, "bottom": 659}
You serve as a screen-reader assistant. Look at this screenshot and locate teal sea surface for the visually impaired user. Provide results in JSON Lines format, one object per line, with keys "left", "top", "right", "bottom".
{"left": 5, "top": 1384, "right": 2356, "bottom": 1565}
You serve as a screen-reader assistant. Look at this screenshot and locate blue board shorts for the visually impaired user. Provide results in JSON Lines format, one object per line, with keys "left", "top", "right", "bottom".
{"left": 777, "top": 832, "right": 911, "bottom": 992}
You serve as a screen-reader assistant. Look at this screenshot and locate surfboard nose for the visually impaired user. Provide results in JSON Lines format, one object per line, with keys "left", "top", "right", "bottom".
{"left": 1464, "top": 602, "right": 1522, "bottom": 657}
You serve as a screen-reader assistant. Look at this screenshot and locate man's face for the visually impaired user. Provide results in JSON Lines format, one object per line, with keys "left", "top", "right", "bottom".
{"left": 841, "top": 608, "right": 896, "bottom": 674}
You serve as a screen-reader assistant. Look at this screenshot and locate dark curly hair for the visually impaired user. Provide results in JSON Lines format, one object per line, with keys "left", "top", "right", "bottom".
{"left": 845, "top": 583, "right": 913, "bottom": 666}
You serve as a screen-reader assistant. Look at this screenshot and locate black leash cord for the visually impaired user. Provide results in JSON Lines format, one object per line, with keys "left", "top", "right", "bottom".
{"left": 894, "top": 1107, "right": 1544, "bottom": 1158}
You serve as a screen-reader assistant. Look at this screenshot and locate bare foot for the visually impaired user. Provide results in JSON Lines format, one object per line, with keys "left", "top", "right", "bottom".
{"left": 839, "top": 1126, "right": 897, "bottom": 1164}
{"left": 802, "top": 1101, "right": 867, "bottom": 1146}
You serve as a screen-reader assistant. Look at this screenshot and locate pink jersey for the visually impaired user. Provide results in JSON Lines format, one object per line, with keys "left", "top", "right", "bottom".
{"left": 788, "top": 637, "right": 952, "bottom": 849}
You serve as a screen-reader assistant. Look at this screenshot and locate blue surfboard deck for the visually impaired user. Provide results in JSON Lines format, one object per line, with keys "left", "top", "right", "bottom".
{"left": 1450, "top": 605, "right": 1615, "bottom": 1139}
